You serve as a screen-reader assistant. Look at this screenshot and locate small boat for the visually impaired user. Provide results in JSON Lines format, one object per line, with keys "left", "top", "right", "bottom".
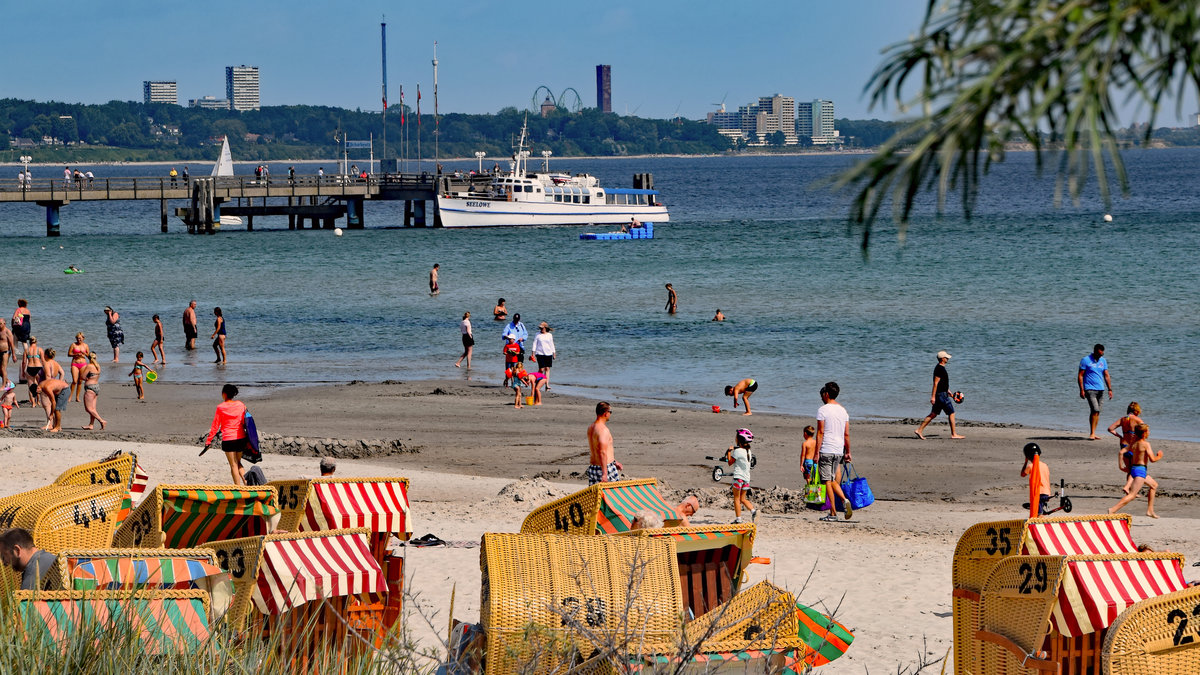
{"left": 436, "top": 120, "right": 669, "bottom": 228}
{"left": 210, "top": 137, "right": 243, "bottom": 227}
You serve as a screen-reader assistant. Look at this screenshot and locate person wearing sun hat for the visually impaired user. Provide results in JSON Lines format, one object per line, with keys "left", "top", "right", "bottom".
{"left": 915, "top": 350, "right": 965, "bottom": 440}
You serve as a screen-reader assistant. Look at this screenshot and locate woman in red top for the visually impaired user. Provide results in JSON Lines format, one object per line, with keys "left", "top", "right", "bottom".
{"left": 204, "top": 383, "right": 247, "bottom": 485}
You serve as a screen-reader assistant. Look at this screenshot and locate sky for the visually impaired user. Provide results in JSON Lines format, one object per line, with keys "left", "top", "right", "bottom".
{"left": 1, "top": 0, "right": 935, "bottom": 120}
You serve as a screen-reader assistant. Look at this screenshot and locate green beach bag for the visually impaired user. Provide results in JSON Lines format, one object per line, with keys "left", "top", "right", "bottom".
{"left": 804, "top": 470, "right": 826, "bottom": 507}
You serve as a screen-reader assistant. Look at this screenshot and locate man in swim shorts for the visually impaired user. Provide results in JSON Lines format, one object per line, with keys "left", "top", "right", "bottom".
{"left": 183, "top": 300, "right": 198, "bottom": 350}
{"left": 914, "top": 350, "right": 965, "bottom": 439}
{"left": 586, "top": 401, "right": 621, "bottom": 484}
{"left": 1078, "top": 343, "right": 1113, "bottom": 439}
{"left": 724, "top": 378, "right": 758, "bottom": 416}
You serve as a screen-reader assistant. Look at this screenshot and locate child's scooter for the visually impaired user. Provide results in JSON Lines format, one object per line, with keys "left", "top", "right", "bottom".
{"left": 1023, "top": 478, "right": 1073, "bottom": 515}
{"left": 705, "top": 450, "right": 756, "bottom": 483}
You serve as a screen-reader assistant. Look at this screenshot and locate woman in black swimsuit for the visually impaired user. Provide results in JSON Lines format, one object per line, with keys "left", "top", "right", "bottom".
{"left": 81, "top": 352, "right": 106, "bottom": 430}
{"left": 22, "top": 336, "right": 44, "bottom": 406}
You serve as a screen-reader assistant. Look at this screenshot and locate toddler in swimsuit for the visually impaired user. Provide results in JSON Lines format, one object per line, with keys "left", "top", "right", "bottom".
{"left": 127, "top": 352, "right": 150, "bottom": 400}
{"left": 1, "top": 382, "right": 16, "bottom": 427}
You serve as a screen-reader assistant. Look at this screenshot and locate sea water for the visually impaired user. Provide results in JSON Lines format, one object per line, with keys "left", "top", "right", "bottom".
{"left": 1, "top": 150, "right": 1197, "bottom": 440}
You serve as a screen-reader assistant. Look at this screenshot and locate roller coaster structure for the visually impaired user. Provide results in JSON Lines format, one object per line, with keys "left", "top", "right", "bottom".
{"left": 531, "top": 86, "right": 583, "bottom": 113}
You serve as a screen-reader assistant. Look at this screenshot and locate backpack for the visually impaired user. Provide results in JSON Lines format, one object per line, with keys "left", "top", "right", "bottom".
{"left": 242, "top": 409, "right": 262, "bottom": 464}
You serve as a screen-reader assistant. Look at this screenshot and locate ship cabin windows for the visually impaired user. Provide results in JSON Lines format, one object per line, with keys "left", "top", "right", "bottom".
{"left": 546, "top": 186, "right": 591, "bottom": 204}
{"left": 605, "top": 192, "right": 651, "bottom": 206}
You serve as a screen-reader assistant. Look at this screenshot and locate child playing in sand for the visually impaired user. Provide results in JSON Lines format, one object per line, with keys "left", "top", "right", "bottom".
{"left": 508, "top": 364, "right": 528, "bottom": 409}
{"left": 801, "top": 425, "right": 817, "bottom": 481}
{"left": 1020, "top": 442, "right": 1051, "bottom": 516}
{"left": 128, "top": 352, "right": 150, "bottom": 400}
{"left": 1109, "top": 423, "right": 1162, "bottom": 518}
{"left": 150, "top": 314, "right": 166, "bottom": 364}
{"left": 724, "top": 428, "right": 758, "bottom": 524}
{"left": 1, "top": 382, "right": 16, "bottom": 428}
{"left": 1108, "top": 402, "right": 1144, "bottom": 494}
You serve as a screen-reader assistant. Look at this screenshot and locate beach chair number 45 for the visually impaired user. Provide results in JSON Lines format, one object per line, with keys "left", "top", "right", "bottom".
{"left": 73, "top": 500, "right": 107, "bottom": 528}
{"left": 1167, "top": 602, "right": 1200, "bottom": 647}
{"left": 1018, "top": 561, "right": 1048, "bottom": 594}
{"left": 215, "top": 548, "right": 247, "bottom": 578}
{"left": 553, "top": 503, "right": 586, "bottom": 533}
{"left": 560, "top": 596, "right": 606, "bottom": 627}
{"left": 89, "top": 468, "right": 121, "bottom": 485}
{"left": 984, "top": 527, "right": 1013, "bottom": 556}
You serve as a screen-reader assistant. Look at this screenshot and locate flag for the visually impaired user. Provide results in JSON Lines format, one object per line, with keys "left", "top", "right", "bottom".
{"left": 417, "top": 85, "right": 421, "bottom": 127}
{"left": 399, "top": 86, "right": 405, "bottom": 126}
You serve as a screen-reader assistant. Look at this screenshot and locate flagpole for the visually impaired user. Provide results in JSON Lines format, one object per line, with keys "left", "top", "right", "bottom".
{"left": 417, "top": 84, "right": 422, "bottom": 172}
{"left": 380, "top": 18, "right": 388, "bottom": 173}
{"left": 433, "top": 41, "right": 439, "bottom": 172}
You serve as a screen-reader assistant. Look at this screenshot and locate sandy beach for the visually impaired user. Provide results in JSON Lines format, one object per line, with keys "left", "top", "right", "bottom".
{"left": 2, "top": 378, "right": 1198, "bottom": 672}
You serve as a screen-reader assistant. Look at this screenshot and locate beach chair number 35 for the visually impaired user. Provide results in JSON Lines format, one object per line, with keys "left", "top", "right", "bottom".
{"left": 72, "top": 500, "right": 107, "bottom": 528}
{"left": 1017, "top": 561, "right": 1048, "bottom": 595}
{"left": 553, "top": 503, "right": 586, "bottom": 532}
{"left": 1167, "top": 603, "right": 1200, "bottom": 647}
{"left": 984, "top": 527, "right": 1012, "bottom": 556}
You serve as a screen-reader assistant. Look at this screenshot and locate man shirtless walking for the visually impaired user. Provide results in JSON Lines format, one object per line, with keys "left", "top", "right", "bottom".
{"left": 183, "top": 300, "right": 198, "bottom": 350}
{"left": 586, "top": 401, "right": 621, "bottom": 485}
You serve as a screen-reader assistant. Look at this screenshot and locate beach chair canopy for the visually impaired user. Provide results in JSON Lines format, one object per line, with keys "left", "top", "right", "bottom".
{"left": 1103, "top": 585, "right": 1200, "bottom": 674}
{"left": 113, "top": 485, "right": 279, "bottom": 549}
{"left": 14, "top": 589, "right": 211, "bottom": 655}
{"left": 1022, "top": 513, "right": 1136, "bottom": 556}
{"left": 521, "top": 479, "right": 681, "bottom": 536}
{"left": 271, "top": 477, "right": 412, "bottom": 538}
{"left": 252, "top": 529, "right": 385, "bottom": 615}
{"left": 480, "top": 532, "right": 683, "bottom": 675}
{"left": 60, "top": 549, "right": 234, "bottom": 619}
{"left": 1050, "top": 556, "right": 1188, "bottom": 637}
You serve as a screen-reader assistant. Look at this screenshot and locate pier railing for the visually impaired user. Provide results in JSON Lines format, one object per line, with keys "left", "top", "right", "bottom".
{"left": 0, "top": 174, "right": 438, "bottom": 202}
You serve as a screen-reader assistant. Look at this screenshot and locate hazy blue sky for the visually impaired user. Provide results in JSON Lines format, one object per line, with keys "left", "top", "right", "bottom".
{"left": 4, "top": 0, "right": 935, "bottom": 120}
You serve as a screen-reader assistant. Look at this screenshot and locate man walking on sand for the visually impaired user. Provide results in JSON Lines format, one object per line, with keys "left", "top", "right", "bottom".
{"left": 815, "top": 381, "right": 853, "bottom": 520}
{"left": 915, "top": 350, "right": 965, "bottom": 439}
{"left": 586, "top": 401, "right": 622, "bottom": 485}
{"left": 1078, "top": 343, "right": 1113, "bottom": 439}
{"left": 183, "top": 300, "right": 198, "bottom": 350}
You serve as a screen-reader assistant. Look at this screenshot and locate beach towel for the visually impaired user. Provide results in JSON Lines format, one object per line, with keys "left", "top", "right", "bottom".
{"left": 241, "top": 410, "right": 261, "bottom": 464}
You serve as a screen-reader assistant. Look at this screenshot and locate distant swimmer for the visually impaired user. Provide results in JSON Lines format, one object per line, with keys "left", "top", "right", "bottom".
{"left": 712, "top": 309, "right": 725, "bottom": 322}
{"left": 664, "top": 284, "right": 677, "bottom": 314}
{"left": 493, "top": 298, "right": 508, "bottom": 321}
{"left": 65, "top": 265, "right": 82, "bottom": 274}
{"left": 429, "top": 263, "right": 440, "bottom": 295}
{"left": 724, "top": 378, "right": 758, "bottom": 416}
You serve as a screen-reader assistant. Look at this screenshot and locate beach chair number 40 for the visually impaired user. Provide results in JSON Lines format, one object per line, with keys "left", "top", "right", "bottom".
{"left": 215, "top": 548, "right": 247, "bottom": 578}
{"left": 984, "top": 527, "right": 1013, "bottom": 556}
{"left": 560, "top": 596, "right": 606, "bottom": 627}
{"left": 553, "top": 503, "right": 586, "bottom": 532}
{"left": 89, "top": 468, "right": 121, "bottom": 485}
{"left": 72, "top": 500, "right": 107, "bottom": 528}
{"left": 1167, "top": 603, "right": 1200, "bottom": 647}
{"left": 1018, "top": 561, "right": 1048, "bottom": 594}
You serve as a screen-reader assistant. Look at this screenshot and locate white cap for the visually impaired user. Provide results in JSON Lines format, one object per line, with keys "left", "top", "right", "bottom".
{"left": 937, "top": 350, "right": 952, "bottom": 360}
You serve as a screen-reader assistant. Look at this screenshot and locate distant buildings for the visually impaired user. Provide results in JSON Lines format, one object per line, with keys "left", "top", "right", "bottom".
{"left": 226, "top": 65, "right": 261, "bottom": 111}
{"left": 596, "top": 65, "right": 612, "bottom": 113}
{"left": 189, "top": 96, "right": 231, "bottom": 110}
{"left": 143, "top": 81, "right": 178, "bottom": 105}
{"left": 796, "top": 99, "right": 839, "bottom": 144}
{"left": 707, "top": 94, "right": 839, "bottom": 146}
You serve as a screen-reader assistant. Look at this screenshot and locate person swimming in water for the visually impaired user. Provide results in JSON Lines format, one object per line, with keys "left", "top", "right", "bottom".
{"left": 493, "top": 298, "right": 508, "bottom": 321}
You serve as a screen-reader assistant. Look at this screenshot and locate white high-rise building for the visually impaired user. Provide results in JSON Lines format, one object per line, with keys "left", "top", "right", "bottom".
{"left": 707, "top": 94, "right": 798, "bottom": 145}
{"left": 226, "top": 65, "right": 260, "bottom": 112}
{"left": 143, "top": 81, "right": 178, "bottom": 105}
{"left": 796, "top": 99, "right": 839, "bottom": 145}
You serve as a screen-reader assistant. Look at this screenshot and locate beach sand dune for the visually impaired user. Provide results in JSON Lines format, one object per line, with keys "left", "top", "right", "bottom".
{"left": 2, "top": 378, "right": 1198, "bottom": 673}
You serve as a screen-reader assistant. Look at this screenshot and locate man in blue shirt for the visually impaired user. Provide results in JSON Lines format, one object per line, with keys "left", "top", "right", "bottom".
{"left": 1078, "top": 343, "right": 1113, "bottom": 440}
{"left": 502, "top": 313, "right": 528, "bottom": 386}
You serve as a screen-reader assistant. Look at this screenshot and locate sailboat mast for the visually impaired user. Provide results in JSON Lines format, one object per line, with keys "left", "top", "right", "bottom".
{"left": 433, "top": 41, "right": 439, "bottom": 170}
{"left": 381, "top": 18, "right": 388, "bottom": 172}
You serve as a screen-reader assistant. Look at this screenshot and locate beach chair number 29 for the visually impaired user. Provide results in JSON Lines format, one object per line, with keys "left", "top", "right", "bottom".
{"left": 1167, "top": 603, "right": 1200, "bottom": 647}
{"left": 984, "top": 527, "right": 1012, "bottom": 556}
{"left": 553, "top": 503, "right": 586, "bottom": 532}
{"left": 72, "top": 500, "right": 107, "bottom": 528}
{"left": 1017, "top": 561, "right": 1048, "bottom": 594}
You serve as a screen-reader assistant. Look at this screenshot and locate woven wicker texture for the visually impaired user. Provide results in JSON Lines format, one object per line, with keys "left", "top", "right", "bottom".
{"left": 112, "top": 484, "right": 279, "bottom": 549}
{"left": 53, "top": 452, "right": 137, "bottom": 492}
{"left": 480, "top": 532, "right": 684, "bottom": 675}
{"left": 617, "top": 523, "right": 757, "bottom": 616}
{"left": 677, "top": 580, "right": 803, "bottom": 654}
{"left": 269, "top": 477, "right": 412, "bottom": 538}
{"left": 520, "top": 479, "right": 681, "bottom": 535}
{"left": 4, "top": 484, "right": 125, "bottom": 555}
{"left": 1103, "top": 584, "right": 1200, "bottom": 675}
{"left": 14, "top": 588, "right": 210, "bottom": 654}
{"left": 951, "top": 518, "right": 1026, "bottom": 675}
{"left": 977, "top": 554, "right": 1065, "bottom": 674}
{"left": 1050, "top": 553, "right": 1186, "bottom": 637}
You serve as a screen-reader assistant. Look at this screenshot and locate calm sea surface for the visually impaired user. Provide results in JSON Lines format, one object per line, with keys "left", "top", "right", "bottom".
{"left": 1, "top": 150, "right": 1198, "bottom": 440}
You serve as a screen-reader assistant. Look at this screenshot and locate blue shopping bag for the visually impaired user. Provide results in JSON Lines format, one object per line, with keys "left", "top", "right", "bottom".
{"left": 840, "top": 462, "right": 874, "bottom": 509}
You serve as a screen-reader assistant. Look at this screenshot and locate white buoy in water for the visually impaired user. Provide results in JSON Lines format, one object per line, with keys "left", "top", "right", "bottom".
{"left": 1103, "top": 214, "right": 1113, "bottom": 222}
{"left": 334, "top": 228, "right": 344, "bottom": 237}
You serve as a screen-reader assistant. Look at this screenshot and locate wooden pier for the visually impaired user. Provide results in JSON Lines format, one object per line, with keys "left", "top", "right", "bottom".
{"left": 0, "top": 173, "right": 472, "bottom": 235}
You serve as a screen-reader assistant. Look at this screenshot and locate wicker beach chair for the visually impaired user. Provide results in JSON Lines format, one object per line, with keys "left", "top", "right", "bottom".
{"left": 13, "top": 588, "right": 212, "bottom": 654}
{"left": 111, "top": 484, "right": 279, "bottom": 549}
{"left": 520, "top": 479, "right": 682, "bottom": 536}
{"left": 952, "top": 518, "right": 1028, "bottom": 675}
{"left": 203, "top": 527, "right": 385, "bottom": 639}
{"left": 1021, "top": 513, "right": 1136, "bottom": 556}
{"left": 1102, "top": 584, "right": 1200, "bottom": 674}
{"left": 44, "top": 547, "right": 232, "bottom": 619}
{"left": 479, "top": 532, "right": 684, "bottom": 675}
{"left": 975, "top": 552, "right": 1188, "bottom": 675}
{"left": 617, "top": 523, "right": 758, "bottom": 618}
{"left": 53, "top": 450, "right": 148, "bottom": 506}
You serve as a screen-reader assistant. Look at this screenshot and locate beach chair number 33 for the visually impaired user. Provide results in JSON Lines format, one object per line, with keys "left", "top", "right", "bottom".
{"left": 1167, "top": 602, "right": 1200, "bottom": 647}
{"left": 553, "top": 503, "right": 586, "bottom": 533}
{"left": 73, "top": 500, "right": 107, "bottom": 528}
{"left": 215, "top": 548, "right": 247, "bottom": 578}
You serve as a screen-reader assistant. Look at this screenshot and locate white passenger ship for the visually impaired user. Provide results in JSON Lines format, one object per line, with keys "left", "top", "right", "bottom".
{"left": 436, "top": 124, "right": 669, "bottom": 228}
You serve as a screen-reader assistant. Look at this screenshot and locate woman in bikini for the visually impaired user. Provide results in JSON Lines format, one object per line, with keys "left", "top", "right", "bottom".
{"left": 493, "top": 298, "right": 508, "bottom": 321}
{"left": 39, "top": 348, "right": 64, "bottom": 430}
{"left": 22, "top": 336, "right": 44, "bottom": 407}
{"left": 80, "top": 352, "right": 106, "bottom": 430}
{"left": 1108, "top": 402, "right": 1144, "bottom": 494}
{"left": 210, "top": 307, "right": 227, "bottom": 363}
{"left": 67, "top": 332, "right": 90, "bottom": 402}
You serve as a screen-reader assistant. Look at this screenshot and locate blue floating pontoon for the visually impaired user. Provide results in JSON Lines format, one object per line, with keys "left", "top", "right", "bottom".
{"left": 580, "top": 222, "right": 654, "bottom": 241}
